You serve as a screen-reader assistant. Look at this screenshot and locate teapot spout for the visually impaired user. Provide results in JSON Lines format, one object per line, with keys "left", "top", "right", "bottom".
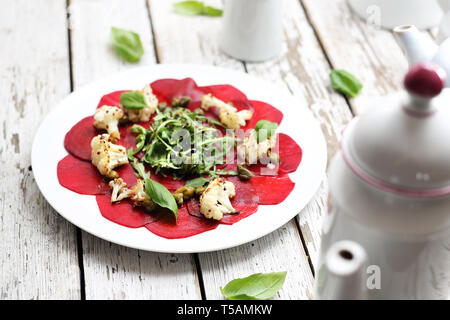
{"left": 314, "top": 240, "right": 368, "bottom": 300}
{"left": 394, "top": 25, "right": 438, "bottom": 66}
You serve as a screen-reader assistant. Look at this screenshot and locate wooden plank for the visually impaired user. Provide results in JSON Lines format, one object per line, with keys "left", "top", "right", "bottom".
{"left": 148, "top": 0, "right": 316, "bottom": 299}
{"left": 243, "top": 0, "right": 354, "bottom": 268}
{"left": 0, "top": 0, "right": 80, "bottom": 299}
{"left": 301, "top": 0, "right": 409, "bottom": 114}
{"left": 68, "top": 0, "right": 201, "bottom": 300}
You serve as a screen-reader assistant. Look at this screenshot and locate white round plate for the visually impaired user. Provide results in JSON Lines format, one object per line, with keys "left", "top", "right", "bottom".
{"left": 32, "top": 64, "right": 327, "bottom": 253}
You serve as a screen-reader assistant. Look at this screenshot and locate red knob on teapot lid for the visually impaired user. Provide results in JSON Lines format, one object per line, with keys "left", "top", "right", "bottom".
{"left": 404, "top": 63, "right": 446, "bottom": 98}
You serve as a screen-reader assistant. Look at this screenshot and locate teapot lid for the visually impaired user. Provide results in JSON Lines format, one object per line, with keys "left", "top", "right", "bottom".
{"left": 342, "top": 63, "right": 450, "bottom": 197}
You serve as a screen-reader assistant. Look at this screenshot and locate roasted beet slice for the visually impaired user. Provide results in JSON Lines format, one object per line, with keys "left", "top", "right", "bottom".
{"left": 96, "top": 195, "right": 159, "bottom": 228}
{"left": 278, "top": 133, "right": 302, "bottom": 174}
{"left": 57, "top": 155, "right": 137, "bottom": 195}
{"left": 145, "top": 205, "right": 219, "bottom": 239}
{"left": 96, "top": 90, "right": 127, "bottom": 109}
{"left": 57, "top": 154, "right": 110, "bottom": 195}
{"left": 151, "top": 78, "right": 206, "bottom": 104}
{"left": 244, "top": 100, "right": 283, "bottom": 129}
{"left": 221, "top": 177, "right": 259, "bottom": 225}
{"left": 250, "top": 175, "right": 295, "bottom": 205}
{"left": 186, "top": 177, "right": 259, "bottom": 225}
{"left": 64, "top": 116, "right": 98, "bottom": 161}
{"left": 150, "top": 172, "right": 185, "bottom": 191}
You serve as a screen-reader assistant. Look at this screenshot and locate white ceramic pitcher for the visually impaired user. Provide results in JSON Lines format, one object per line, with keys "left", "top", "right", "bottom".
{"left": 220, "top": 0, "right": 283, "bottom": 62}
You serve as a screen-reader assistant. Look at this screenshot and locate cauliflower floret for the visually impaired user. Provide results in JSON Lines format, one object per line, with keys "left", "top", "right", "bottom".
{"left": 109, "top": 178, "right": 132, "bottom": 202}
{"left": 126, "top": 84, "right": 158, "bottom": 123}
{"left": 93, "top": 105, "right": 124, "bottom": 141}
{"left": 130, "top": 178, "right": 155, "bottom": 211}
{"left": 199, "top": 178, "right": 236, "bottom": 220}
{"left": 91, "top": 134, "right": 128, "bottom": 178}
{"left": 201, "top": 93, "right": 253, "bottom": 129}
{"left": 237, "top": 131, "right": 278, "bottom": 165}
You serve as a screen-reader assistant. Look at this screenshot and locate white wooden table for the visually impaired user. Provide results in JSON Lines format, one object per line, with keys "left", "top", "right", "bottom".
{"left": 0, "top": 0, "right": 417, "bottom": 299}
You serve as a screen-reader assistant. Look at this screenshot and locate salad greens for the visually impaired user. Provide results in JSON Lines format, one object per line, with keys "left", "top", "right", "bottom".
{"left": 220, "top": 272, "right": 287, "bottom": 300}
{"left": 110, "top": 27, "right": 144, "bottom": 62}
{"left": 184, "top": 176, "right": 213, "bottom": 188}
{"left": 127, "top": 106, "right": 238, "bottom": 181}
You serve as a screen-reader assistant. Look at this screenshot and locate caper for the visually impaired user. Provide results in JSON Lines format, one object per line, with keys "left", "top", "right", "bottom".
{"left": 237, "top": 164, "right": 253, "bottom": 180}
{"left": 195, "top": 186, "right": 205, "bottom": 196}
{"left": 175, "top": 186, "right": 195, "bottom": 200}
{"left": 173, "top": 192, "right": 184, "bottom": 206}
{"left": 158, "top": 102, "right": 167, "bottom": 111}
{"left": 193, "top": 108, "right": 204, "bottom": 115}
{"left": 172, "top": 96, "right": 191, "bottom": 108}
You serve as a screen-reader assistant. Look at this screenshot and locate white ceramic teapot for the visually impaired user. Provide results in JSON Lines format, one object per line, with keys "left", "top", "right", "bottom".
{"left": 394, "top": 25, "right": 450, "bottom": 88}
{"left": 314, "top": 64, "right": 450, "bottom": 300}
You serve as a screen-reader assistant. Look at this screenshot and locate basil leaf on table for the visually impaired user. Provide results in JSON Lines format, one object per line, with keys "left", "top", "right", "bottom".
{"left": 220, "top": 272, "right": 287, "bottom": 300}
{"left": 204, "top": 5, "right": 223, "bottom": 17}
{"left": 254, "top": 120, "right": 278, "bottom": 143}
{"left": 173, "top": 1, "right": 205, "bottom": 16}
{"left": 185, "top": 176, "right": 212, "bottom": 188}
{"left": 145, "top": 178, "right": 178, "bottom": 220}
{"left": 110, "top": 27, "right": 144, "bottom": 62}
{"left": 173, "top": 1, "right": 222, "bottom": 17}
{"left": 120, "top": 91, "right": 148, "bottom": 110}
{"left": 330, "top": 69, "right": 363, "bottom": 98}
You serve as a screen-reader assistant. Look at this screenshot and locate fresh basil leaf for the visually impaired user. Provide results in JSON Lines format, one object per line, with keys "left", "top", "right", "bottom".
{"left": 120, "top": 91, "right": 148, "bottom": 110}
{"left": 110, "top": 27, "right": 144, "bottom": 62}
{"left": 204, "top": 5, "right": 223, "bottom": 17}
{"left": 173, "top": 1, "right": 204, "bottom": 16}
{"left": 330, "top": 69, "right": 363, "bottom": 98}
{"left": 220, "top": 272, "right": 287, "bottom": 300}
{"left": 185, "top": 176, "right": 212, "bottom": 188}
{"left": 254, "top": 120, "right": 278, "bottom": 143}
{"left": 145, "top": 179, "right": 178, "bottom": 220}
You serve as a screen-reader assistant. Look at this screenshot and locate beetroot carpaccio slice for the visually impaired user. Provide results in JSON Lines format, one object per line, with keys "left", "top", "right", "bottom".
{"left": 278, "top": 133, "right": 302, "bottom": 174}
{"left": 151, "top": 78, "right": 206, "bottom": 104}
{"left": 250, "top": 175, "right": 295, "bottom": 205}
{"left": 145, "top": 205, "right": 219, "bottom": 239}
{"left": 58, "top": 154, "right": 110, "bottom": 195}
{"left": 186, "top": 177, "right": 259, "bottom": 225}
{"left": 96, "top": 195, "right": 159, "bottom": 228}
{"left": 245, "top": 100, "right": 283, "bottom": 129}
{"left": 96, "top": 90, "right": 127, "bottom": 109}
{"left": 64, "top": 116, "right": 98, "bottom": 161}
{"left": 58, "top": 78, "right": 303, "bottom": 239}
{"left": 57, "top": 155, "right": 137, "bottom": 196}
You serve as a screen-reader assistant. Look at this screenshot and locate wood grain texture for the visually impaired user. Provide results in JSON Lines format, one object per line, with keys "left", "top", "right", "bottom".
{"left": 148, "top": 0, "right": 316, "bottom": 299}
{"left": 68, "top": 0, "right": 201, "bottom": 300}
{"left": 0, "top": 0, "right": 80, "bottom": 299}
{"left": 244, "top": 0, "right": 354, "bottom": 268}
{"left": 301, "top": 0, "right": 409, "bottom": 114}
